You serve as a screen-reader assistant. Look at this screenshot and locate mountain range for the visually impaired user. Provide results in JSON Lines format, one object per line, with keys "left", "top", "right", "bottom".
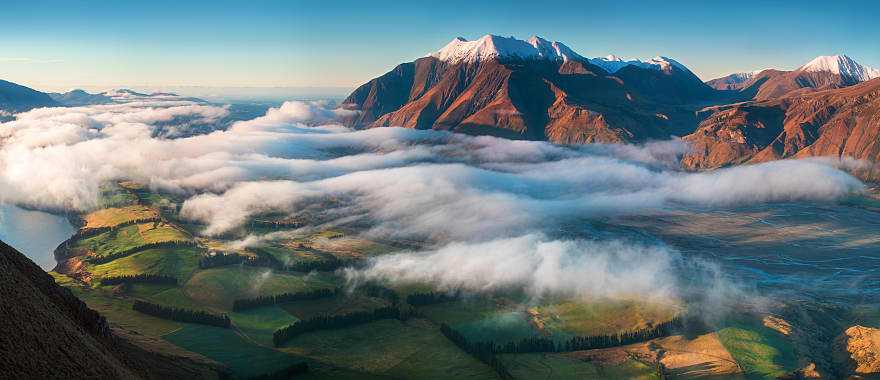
{"left": 341, "top": 34, "right": 880, "bottom": 176}
{"left": 1, "top": 36, "right": 878, "bottom": 177}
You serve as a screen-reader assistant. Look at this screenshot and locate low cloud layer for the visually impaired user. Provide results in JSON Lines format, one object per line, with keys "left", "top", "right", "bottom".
{"left": 346, "top": 234, "right": 681, "bottom": 302}
{"left": 0, "top": 94, "right": 867, "bottom": 302}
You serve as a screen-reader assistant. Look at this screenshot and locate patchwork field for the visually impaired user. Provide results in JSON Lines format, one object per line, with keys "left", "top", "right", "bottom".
{"left": 46, "top": 183, "right": 880, "bottom": 379}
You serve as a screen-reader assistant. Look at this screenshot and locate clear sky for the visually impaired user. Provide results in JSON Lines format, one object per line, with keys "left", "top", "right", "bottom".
{"left": 1, "top": 0, "right": 878, "bottom": 92}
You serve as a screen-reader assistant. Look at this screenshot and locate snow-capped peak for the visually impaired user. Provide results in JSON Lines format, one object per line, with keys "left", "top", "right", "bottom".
{"left": 428, "top": 35, "right": 694, "bottom": 75}
{"left": 430, "top": 34, "right": 581, "bottom": 63}
{"left": 588, "top": 55, "right": 690, "bottom": 74}
{"left": 799, "top": 55, "right": 880, "bottom": 82}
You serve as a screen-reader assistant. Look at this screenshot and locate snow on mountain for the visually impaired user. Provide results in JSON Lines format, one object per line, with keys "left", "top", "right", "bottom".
{"left": 720, "top": 69, "right": 767, "bottom": 82}
{"left": 428, "top": 34, "right": 692, "bottom": 75}
{"left": 430, "top": 34, "right": 583, "bottom": 63}
{"left": 799, "top": 55, "right": 880, "bottom": 82}
{"left": 588, "top": 55, "right": 689, "bottom": 74}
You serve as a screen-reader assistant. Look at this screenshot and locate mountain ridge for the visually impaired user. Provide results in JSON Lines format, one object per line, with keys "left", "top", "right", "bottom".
{"left": 343, "top": 34, "right": 715, "bottom": 144}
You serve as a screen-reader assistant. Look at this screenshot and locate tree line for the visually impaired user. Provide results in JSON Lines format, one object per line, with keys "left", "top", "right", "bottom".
{"left": 246, "top": 362, "right": 309, "bottom": 380}
{"left": 439, "top": 324, "right": 513, "bottom": 380}
{"left": 90, "top": 240, "right": 197, "bottom": 264}
{"left": 76, "top": 217, "right": 162, "bottom": 239}
{"left": 406, "top": 291, "right": 459, "bottom": 306}
{"left": 199, "top": 249, "right": 345, "bottom": 273}
{"left": 198, "top": 252, "right": 276, "bottom": 269}
{"left": 100, "top": 274, "right": 178, "bottom": 286}
{"left": 273, "top": 306, "right": 406, "bottom": 347}
{"left": 232, "top": 288, "right": 338, "bottom": 311}
{"left": 359, "top": 284, "right": 400, "bottom": 305}
{"left": 441, "top": 315, "right": 683, "bottom": 356}
{"left": 132, "top": 300, "right": 231, "bottom": 328}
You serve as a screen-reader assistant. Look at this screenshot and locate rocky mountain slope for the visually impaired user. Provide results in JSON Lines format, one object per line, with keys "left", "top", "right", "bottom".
{"left": 342, "top": 34, "right": 718, "bottom": 143}
{"left": 707, "top": 55, "right": 880, "bottom": 101}
{"left": 0, "top": 239, "right": 227, "bottom": 379}
{"left": 682, "top": 77, "right": 880, "bottom": 178}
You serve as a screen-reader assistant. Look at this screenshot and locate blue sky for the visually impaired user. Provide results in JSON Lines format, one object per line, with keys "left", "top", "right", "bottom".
{"left": 1, "top": 0, "right": 878, "bottom": 92}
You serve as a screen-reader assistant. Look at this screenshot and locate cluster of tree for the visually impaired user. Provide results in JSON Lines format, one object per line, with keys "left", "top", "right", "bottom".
{"left": 77, "top": 217, "right": 162, "bottom": 239}
{"left": 250, "top": 219, "right": 304, "bottom": 228}
{"left": 199, "top": 248, "right": 345, "bottom": 274}
{"left": 198, "top": 252, "right": 276, "bottom": 269}
{"left": 75, "top": 226, "right": 112, "bottom": 239}
{"left": 232, "top": 288, "right": 337, "bottom": 311}
{"left": 359, "top": 284, "right": 400, "bottom": 305}
{"left": 100, "top": 274, "right": 177, "bottom": 286}
{"left": 246, "top": 362, "right": 309, "bottom": 380}
{"left": 273, "top": 307, "right": 402, "bottom": 347}
{"left": 132, "top": 300, "right": 231, "bottom": 328}
{"left": 281, "top": 257, "right": 343, "bottom": 272}
{"left": 90, "top": 240, "right": 197, "bottom": 264}
{"left": 442, "top": 315, "right": 683, "bottom": 356}
{"left": 406, "top": 291, "right": 459, "bottom": 306}
{"left": 439, "top": 324, "right": 513, "bottom": 379}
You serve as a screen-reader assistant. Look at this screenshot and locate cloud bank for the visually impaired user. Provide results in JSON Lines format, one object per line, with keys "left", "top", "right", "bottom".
{"left": 0, "top": 94, "right": 866, "bottom": 302}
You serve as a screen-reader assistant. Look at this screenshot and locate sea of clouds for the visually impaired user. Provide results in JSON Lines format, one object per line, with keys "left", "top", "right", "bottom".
{"left": 0, "top": 93, "right": 866, "bottom": 303}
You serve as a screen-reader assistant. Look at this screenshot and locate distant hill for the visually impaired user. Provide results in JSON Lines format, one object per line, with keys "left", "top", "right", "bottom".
{"left": 0, "top": 239, "right": 228, "bottom": 379}
{"left": 0, "top": 79, "right": 58, "bottom": 116}
{"left": 49, "top": 89, "right": 113, "bottom": 106}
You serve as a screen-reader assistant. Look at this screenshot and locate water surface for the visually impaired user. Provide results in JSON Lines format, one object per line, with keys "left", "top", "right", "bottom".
{"left": 0, "top": 203, "right": 75, "bottom": 270}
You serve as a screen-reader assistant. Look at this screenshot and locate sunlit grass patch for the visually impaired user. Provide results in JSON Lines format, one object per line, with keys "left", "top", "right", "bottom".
{"left": 537, "top": 299, "right": 681, "bottom": 337}
{"left": 82, "top": 205, "right": 159, "bottom": 229}
{"left": 717, "top": 319, "right": 797, "bottom": 379}
{"left": 88, "top": 247, "right": 202, "bottom": 280}
{"left": 73, "top": 222, "right": 191, "bottom": 258}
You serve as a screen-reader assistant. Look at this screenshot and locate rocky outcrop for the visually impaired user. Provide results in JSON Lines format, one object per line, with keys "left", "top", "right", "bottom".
{"left": 0, "top": 239, "right": 228, "bottom": 379}
{"left": 834, "top": 325, "right": 880, "bottom": 376}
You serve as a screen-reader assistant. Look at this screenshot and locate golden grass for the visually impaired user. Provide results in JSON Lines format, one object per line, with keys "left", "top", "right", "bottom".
{"left": 83, "top": 205, "right": 159, "bottom": 229}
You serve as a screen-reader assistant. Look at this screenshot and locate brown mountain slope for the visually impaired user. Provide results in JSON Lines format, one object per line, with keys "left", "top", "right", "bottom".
{"left": 343, "top": 56, "right": 715, "bottom": 143}
{"left": 682, "top": 77, "right": 880, "bottom": 178}
{"left": 706, "top": 67, "right": 864, "bottom": 102}
{"left": 0, "top": 239, "right": 227, "bottom": 379}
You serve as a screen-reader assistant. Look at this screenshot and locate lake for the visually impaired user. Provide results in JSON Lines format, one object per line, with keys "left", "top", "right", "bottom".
{"left": 0, "top": 203, "right": 75, "bottom": 270}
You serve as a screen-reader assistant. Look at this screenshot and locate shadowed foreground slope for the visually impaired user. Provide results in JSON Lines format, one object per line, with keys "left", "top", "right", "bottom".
{"left": 0, "top": 239, "right": 228, "bottom": 379}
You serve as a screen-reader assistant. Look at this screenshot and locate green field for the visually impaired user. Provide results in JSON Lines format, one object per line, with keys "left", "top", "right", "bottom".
{"left": 537, "top": 299, "right": 681, "bottom": 336}
{"left": 61, "top": 281, "right": 184, "bottom": 336}
{"left": 53, "top": 183, "right": 848, "bottom": 380}
{"left": 163, "top": 324, "right": 307, "bottom": 378}
{"left": 88, "top": 247, "right": 202, "bottom": 280}
{"left": 183, "top": 266, "right": 337, "bottom": 309}
{"left": 72, "top": 222, "right": 191, "bottom": 258}
{"left": 280, "top": 318, "right": 497, "bottom": 379}
{"left": 280, "top": 293, "right": 390, "bottom": 320}
{"left": 500, "top": 353, "right": 660, "bottom": 380}
{"left": 82, "top": 205, "right": 159, "bottom": 229}
{"left": 717, "top": 319, "right": 797, "bottom": 379}
{"left": 231, "top": 305, "right": 300, "bottom": 346}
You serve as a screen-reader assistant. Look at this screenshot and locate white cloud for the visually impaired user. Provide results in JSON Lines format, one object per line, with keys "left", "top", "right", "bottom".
{"left": 0, "top": 96, "right": 867, "bottom": 303}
